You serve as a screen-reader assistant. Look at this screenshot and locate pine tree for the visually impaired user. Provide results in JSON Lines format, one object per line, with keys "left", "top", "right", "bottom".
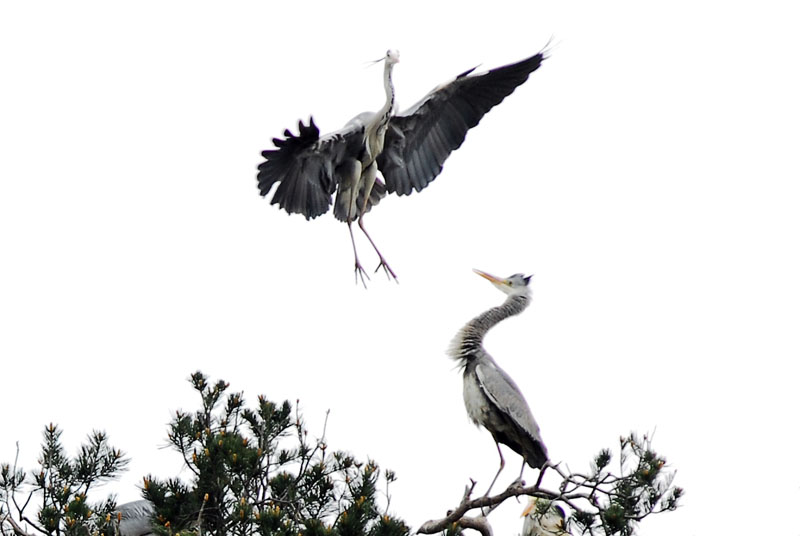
{"left": 2, "top": 372, "right": 681, "bottom": 536}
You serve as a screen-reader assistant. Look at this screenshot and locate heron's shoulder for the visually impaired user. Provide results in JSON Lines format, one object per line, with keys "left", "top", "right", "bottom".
{"left": 343, "top": 111, "right": 376, "bottom": 130}
{"left": 475, "top": 358, "right": 525, "bottom": 397}
{"left": 314, "top": 116, "right": 369, "bottom": 156}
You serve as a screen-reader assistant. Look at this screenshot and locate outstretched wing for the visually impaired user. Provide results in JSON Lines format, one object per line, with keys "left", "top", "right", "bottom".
{"left": 475, "top": 359, "right": 548, "bottom": 463}
{"left": 377, "top": 52, "right": 546, "bottom": 196}
{"left": 257, "top": 117, "right": 365, "bottom": 220}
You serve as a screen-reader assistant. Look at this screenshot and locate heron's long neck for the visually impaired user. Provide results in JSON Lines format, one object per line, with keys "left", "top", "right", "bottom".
{"left": 365, "top": 62, "right": 395, "bottom": 162}
{"left": 449, "top": 294, "right": 530, "bottom": 362}
{"left": 378, "top": 62, "right": 395, "bottom": 125}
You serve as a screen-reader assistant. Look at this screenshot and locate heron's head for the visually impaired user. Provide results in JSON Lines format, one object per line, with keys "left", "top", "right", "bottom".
{"left": 521, "top": 497, "right": 567, "bottom": 535}
{"left": 521, "top": 497, "right": 565, "bottom": 519}
{"left": 385, "top": 49, "right": 400, "bottom": 65}
{"left": 474, "top": 269, "right": 532, "bottom": 297}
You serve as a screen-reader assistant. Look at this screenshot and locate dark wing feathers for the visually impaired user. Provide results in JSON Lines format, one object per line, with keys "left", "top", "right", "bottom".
{"left": 377, "top": 52, "right": 545, "bottom": 196}
{"left": 257, "top": 117, "right": 364, "bottom": 220}
{"left": 257, "top": 52, "right": 545, "bottom": 215}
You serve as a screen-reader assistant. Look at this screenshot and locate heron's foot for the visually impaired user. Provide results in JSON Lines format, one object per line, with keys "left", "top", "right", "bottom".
{"left": 373, "top": 257, "right": 398, "bottom": 282}
{"left": 354, "top": 261, "right": 370, "bottom": 288}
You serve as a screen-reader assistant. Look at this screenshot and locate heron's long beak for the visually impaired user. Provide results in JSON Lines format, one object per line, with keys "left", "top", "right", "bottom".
{"left": 473, "top": 269, "right": 508, "bottom": 286}
{"left": 520, "top": 497, "right": 537, "bottom": 517}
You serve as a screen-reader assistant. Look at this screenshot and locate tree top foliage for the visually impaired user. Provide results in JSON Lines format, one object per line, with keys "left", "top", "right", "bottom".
{"left": 1, "top": 372, "right": 681, "bottom": 536}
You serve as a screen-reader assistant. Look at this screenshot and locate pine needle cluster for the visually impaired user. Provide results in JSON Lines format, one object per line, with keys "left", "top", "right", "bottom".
{"left": 141, "top": 372, "right": 408, "bottom": 536}
{"left": 2, "top": 374, "right": 682, "bottom": 536}
{"left": 0, "top": 424, "right": 128, "bottom": 535}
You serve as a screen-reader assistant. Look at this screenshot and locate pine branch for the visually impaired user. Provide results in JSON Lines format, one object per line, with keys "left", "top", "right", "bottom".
{"left": 417, "top": 476, "right": 564, "bottom": 534}
{"left": 1, "top": 512, "right": 37, "bottom": 536}
{"left": 419, "top": 435, "right": 681, "bottom": 536}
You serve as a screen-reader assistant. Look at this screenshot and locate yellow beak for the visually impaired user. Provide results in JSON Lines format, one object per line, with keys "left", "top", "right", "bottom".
{"left": 521, "top": 497, "right": 537, "bottom": 517}
{"left": 473, "top": 269, "right": 508, "bottom": 286}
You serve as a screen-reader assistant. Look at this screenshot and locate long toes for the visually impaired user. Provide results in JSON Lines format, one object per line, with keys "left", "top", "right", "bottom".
{"left": 374, "top": 261, "right": 398, "bottom": 281}
{"left": 354, "top": 264, "right": 370, "bottom": 287}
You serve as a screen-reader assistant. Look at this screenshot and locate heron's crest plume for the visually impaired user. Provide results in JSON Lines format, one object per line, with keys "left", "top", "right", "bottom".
{"left": 365, "top": 49, "right": 400, "bottom": 67}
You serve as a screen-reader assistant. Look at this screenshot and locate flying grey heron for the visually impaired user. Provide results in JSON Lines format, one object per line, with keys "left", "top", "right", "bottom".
{"left": 522, "top": 498, "right": 569, "bottom": 536}
{"left": 449, "top": 269, "right": 548, "bottom": 495}
{"left": 257, "top": 50, "right": 546, "bottom": 284}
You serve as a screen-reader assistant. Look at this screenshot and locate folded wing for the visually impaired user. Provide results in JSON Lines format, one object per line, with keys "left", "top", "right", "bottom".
{"left": 475, "top": 360, "right": 548, "bottom": 468}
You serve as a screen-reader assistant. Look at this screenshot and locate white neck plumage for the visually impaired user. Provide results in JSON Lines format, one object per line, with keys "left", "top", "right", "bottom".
{"left": 379, "top": 61, "right": 396, "bottom": 124}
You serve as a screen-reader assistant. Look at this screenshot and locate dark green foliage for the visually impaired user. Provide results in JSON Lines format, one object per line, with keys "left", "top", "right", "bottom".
{"left": 591, "top": 449, "right": 612, "bottom": 475}
{"left": 0, "top": 424, "right": 127, "bottom": 535}
{"left": 2, "top": 372, "right": 682, "bottom": 536}
{"left": 142, "top": 371, "right": 410, "bottom": 536}
{"left": 0, "top": 372, "right": 407, "bottom": 536}
{"left": 565, "top": 433, "right": 683, "bottom": 536}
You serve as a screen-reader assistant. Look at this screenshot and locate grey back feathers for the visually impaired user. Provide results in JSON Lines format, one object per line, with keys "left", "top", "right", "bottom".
{"left": 115, "top": 500, "right": 155, "bottom": 536}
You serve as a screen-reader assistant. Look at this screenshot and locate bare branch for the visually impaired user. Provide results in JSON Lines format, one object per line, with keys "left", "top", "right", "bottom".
{"left": 1, "top": 512, "right": 37, "bottom": 536}
{"left": 417, "top": 479, "right": 558, "bottom": 534}
{"left": 419, "top": 435, "right": 681, "bottom": 536}
{"left": 458, "top": 515, "right": 494, "bottom": 536}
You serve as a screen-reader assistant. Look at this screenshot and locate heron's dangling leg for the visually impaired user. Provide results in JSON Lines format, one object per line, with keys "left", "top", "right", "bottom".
{"left": 357, "top": 162, "right": 397, "bottom": 281}
{"left": 358, "top": 216, "right": 397, "bottom": 281}
{"left": 334, "top": 158, "right": 370, "bottom": 286}
{"left": 348, "top": 222, "right": 369, "bottom": 287}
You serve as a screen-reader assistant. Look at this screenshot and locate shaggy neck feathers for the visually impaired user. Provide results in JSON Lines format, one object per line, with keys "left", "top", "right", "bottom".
{"left": 449, "top": 294, "right": 530, "bottom": 364}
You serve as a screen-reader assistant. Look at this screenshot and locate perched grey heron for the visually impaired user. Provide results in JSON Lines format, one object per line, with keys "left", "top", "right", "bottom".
{"left": 522, "top": 498, "right": 569, "bottom": 536}
{"left": 257, "top": 50, "right": 546, "bottom": 284}
{"left": 449, "top": 269, "right": 548, "bottom": 495}
{"left": 115, "top": 499, "right": 155, "bottom": 536}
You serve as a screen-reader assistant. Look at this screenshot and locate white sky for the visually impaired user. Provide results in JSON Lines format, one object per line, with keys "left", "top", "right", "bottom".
{"left": 1, "top": 2, "right": 799, "bottom": 535}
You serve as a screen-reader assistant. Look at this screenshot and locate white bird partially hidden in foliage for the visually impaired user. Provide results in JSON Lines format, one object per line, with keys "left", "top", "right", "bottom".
{"left": 115, "top": 500, "right": 155, "bottom": 536}
{"left": 257, "top": 50, "right": 547, "bottom": 284}
{"left": 522, "top": 498, "right": 569, "bottom": 536}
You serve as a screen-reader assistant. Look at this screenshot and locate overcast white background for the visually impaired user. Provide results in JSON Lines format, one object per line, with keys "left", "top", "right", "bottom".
{"left": 2, "top": 1, "right": 799, "bottom": 535}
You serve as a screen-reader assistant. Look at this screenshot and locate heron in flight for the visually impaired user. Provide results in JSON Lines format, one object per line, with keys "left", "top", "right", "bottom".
{"left": 449, "top": 269, "right": 548, "bottom": 495}
{"left": 257, "top": 50, "right": 546, "bottom": 285}
{"left": 522, "top": 498, "right": 569, "bottom": 536}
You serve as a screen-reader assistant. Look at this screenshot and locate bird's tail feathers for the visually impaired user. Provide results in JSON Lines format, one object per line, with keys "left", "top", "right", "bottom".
{"left": 525, "top": 439, "right": 549, "bottom": 470}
